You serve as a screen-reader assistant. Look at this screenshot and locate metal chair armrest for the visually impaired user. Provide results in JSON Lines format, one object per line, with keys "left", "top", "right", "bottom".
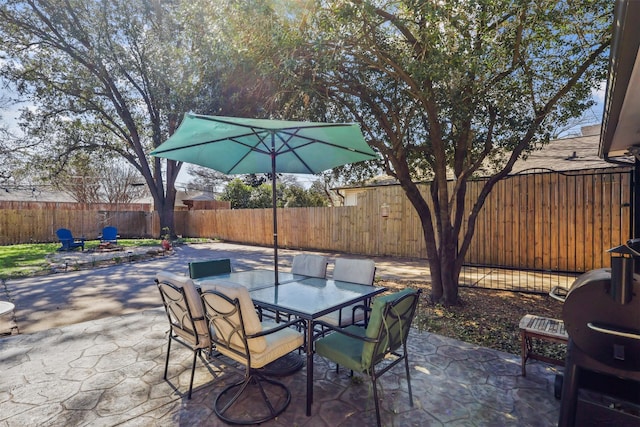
{"left": 246, "top": 317, "right": 306, "bottom": 339}
{"left": 352, "top": 304, "right": 371, "bottom": 325}
{"left": 312, "top": 320, "right": 377, "bottom": 343}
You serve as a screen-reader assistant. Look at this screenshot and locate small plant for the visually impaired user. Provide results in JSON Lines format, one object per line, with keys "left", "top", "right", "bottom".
{"left": 161, "top": 227, "right": 172, "bottom": 251}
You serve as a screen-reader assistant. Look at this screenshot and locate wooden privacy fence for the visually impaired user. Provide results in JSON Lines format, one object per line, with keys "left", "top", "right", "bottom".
{"left": 0, "top": 202, "right": 155, "bottom": 245}
{"left": 179, "top": 168, "right": 632, "bottom": 274}
{"left": 464, "top": 168, "right": 632, "bottom": 273}
{"left": 0, "top": 168, "right": 632, "bottom": 276}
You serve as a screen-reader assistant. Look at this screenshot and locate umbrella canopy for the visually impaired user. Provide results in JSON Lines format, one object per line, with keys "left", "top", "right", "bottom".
{"left": 151, "top": 113, "right": 377, "bottom": 283}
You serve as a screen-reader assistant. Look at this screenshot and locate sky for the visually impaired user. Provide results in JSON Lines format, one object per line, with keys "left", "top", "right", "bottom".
{"left": 2, "top": 85, "right": 607, "bottom": 189}
{"left": 562, "top": 82, "right": 606, "bottom": 136}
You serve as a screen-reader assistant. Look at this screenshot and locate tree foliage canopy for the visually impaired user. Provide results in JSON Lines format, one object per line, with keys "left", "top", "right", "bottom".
{"left": 220, "top": 177, "right": 328, "bottom": 209}
{"left": 0, "top": 0, "right": 613, "bottom": 304}
{"left": 0, "top": 0, "right": 276, "bottom": 235}
{"left": 242, "top": 0, "right": 612, "bottom": 303}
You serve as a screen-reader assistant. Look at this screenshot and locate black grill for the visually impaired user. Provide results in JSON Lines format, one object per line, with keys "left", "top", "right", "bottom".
{"left": 558, "top": 241, "right": 640, "bottom": 427}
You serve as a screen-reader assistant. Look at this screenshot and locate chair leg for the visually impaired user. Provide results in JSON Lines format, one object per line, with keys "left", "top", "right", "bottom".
{"left": 214, "top": 372, "right": 291, "bottom": 425}
{"left": 163, "top": 335, "right": 172, "bottom": 380}
{"left": 371, "top": 373, "right": 382, "bottom": 427}
{"left": 403, "top": 351, "right": 414, "bottom": 407}
{"left": 187, "top": 348, "right": 199, "bottom": 399}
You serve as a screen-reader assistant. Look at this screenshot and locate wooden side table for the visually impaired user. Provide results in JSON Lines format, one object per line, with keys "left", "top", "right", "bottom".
{"left": 520, "top": 314, "right": 568, "bottom": 376}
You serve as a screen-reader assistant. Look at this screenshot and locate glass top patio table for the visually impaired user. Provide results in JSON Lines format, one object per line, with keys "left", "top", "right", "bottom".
{"left": 249, "top": 277, "right": 386, "bottom": 319}
{"left": 249, "top": 277, "right": 386, "bottom": 417}
{"left": 194, "top": 269, "right": 307, "bottom": 292}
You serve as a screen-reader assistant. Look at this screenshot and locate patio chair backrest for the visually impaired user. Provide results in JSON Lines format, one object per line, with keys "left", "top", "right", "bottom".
{"left": 333, "top": 258, "right": 376, "bottom": 285}
{"left": 199, "top": 280, "right": 266, "bottom": 354}
{"left": 156, "top": 271, "right": 210, "bottom": 349}
{"left": 291, "top": 254, "right": 328, "bottom": 278}
{"left": 189, "top": 259, "right": 232, "bottom": 279}
{"left": 101, "top": 226, "right": 118, "bottom": 243}
{"left": 56, "top": 228, "right": 73, "bottom": 241}
{"left": 362, "top": 288, "right": 420, "bottom": 368}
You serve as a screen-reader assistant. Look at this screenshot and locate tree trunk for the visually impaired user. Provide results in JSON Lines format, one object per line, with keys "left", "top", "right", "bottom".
{"left": 152, "top": 181, "right": 177, "bottom": 239}
{"left": 400, "top": 179, "right": 459, "bottom": 304}
{"left": 159, "top": 203, "right": 175, "bottom": 239}
{"left": 425, "top": 225, "right": 460, "bottom": 306}
{"left": 440, "top": 238, "right": 460, "bottom": 305}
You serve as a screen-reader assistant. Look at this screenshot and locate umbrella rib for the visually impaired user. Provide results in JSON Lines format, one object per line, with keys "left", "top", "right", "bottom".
{"left": 225, "top": 130, "right": 273, "bottom": 173}
{"left": 152, "top": 132, "right": 272, "bottom": 155}
{"left": 274, "top": 130, "right": 315, "bottom": 173}
{"left": 274, "top": 129, "right": 377, "bottom": 157}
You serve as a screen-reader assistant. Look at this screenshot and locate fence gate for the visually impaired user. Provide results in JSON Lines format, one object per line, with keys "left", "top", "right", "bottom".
{"left": 461, "top": 168, "right": 633, "bottom": 293}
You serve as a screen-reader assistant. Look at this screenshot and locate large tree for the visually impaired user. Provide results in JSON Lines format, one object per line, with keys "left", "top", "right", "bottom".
{"left": 0, "top": 0, "right": 271, "bottom": 236}
{"left": 0, "top": 116, "right": 21, "bottom": 183}
{"left": 332, "top": 1, "right": 609, "bottom": 304}
{"left": 0, "top": 95, "right": 38, "bottom": 185}
{"left": 249, "top": 0, "right": 612, "bottom": 304}
{"left": 49, "top": 151, "right": 148, "bottom": 203}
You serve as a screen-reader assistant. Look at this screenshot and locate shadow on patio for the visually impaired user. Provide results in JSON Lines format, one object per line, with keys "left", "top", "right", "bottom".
{"left": 0, "top": 307, "right": 560, "bottom": 426}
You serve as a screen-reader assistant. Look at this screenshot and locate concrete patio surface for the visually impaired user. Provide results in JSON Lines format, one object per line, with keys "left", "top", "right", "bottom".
{"left": 0, "top": 242, "right": 563, "bottom": 426}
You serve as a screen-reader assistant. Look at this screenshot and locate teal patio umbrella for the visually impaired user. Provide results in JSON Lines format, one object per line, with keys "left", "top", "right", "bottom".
{"left": 151, "top": 113, "right": 377, "bottom": 283}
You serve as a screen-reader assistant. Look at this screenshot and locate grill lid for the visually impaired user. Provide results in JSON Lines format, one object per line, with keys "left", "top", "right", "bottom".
{"left": 562, "top": 268, "right": 640, "bottom": 371}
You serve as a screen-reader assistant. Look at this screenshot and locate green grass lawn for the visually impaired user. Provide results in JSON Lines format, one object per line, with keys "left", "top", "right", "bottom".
{"left": 0, "top": 239, "right": 162, "bottom": 279}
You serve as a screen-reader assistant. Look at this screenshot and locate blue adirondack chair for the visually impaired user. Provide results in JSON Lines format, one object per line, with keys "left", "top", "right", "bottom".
{"left": 99, "top": 226, "right": 118, "bottom": 244}
{"left": 56, "top": 228, "right": 85, "bottom": 251}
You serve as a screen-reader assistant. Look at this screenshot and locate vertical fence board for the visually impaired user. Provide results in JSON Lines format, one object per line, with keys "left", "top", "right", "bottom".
{"left": 557, "top": 174, "right": 569, "bottom": 271}
{"left": 0, "top": 168, "right": 632, "bottom": 284}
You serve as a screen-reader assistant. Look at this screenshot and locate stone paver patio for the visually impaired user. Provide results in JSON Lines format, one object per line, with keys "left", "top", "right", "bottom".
{"left": 0, "top": 242, "right": 563, "bottom": 426}
{"left": 0, "top": 308, "right": 561, "bottom": 426}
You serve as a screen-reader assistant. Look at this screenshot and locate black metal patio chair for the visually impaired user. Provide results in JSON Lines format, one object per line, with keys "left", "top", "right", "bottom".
{"left": 314, "top": 288, "right": 421, "bottom": 427}
{"left": 200, "top": 281, "right": 304, "bottom": 425}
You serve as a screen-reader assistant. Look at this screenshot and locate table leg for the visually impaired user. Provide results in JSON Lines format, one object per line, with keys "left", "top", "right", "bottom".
{"left": 306, "top": 318, "right": 313, "bottom": 416}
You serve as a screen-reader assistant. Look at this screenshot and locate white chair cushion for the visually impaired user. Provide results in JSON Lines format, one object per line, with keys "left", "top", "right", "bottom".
{"left": 333, "top": 258, "right": 375, "bottom": 285}
{"left": 291, "top": 254, "right": 328, "bottom": 278}
{"left": 317, "top": 303, "right": 366, "bottom": 327}
{"left": 319, "top": 258, "right": 375, "bottom": 328}
{"left": 199, "top": 279, "right": 267, "bottom": 353}
{"left": 156, "top": 271, "right": 210, "bottom": 348}
{"left": 217, "top": 320, "right": 304, "bottom": 369}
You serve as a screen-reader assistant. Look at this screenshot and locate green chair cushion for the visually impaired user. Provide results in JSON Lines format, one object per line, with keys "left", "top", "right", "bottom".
{"left": 362, "top": 288, "right": 417, "bottom": 368}
{"left": 315, "top": 325, "right": 367, "bottom": 372}
{"left": 316, "top": 288, "right": 419, "bottom": 373}
{"left": 189, "top": 259, "right": 232, "bottom": 279}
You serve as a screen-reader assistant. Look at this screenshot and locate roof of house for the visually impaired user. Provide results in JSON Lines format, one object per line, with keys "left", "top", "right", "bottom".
{"left": 509, "top": 125, "right": 611, "bottom": 174}
{"left": 179, "top": 190, "right": 216, "bottom": 202}
{"left": 0, "top": 186, "right": 76, "bottom": 202}
{"left": 599, "top": 0, "right": 640, "bottom": 159}
{"left": 336, "top": 125, "right": 612, "bottom": 191}
{"left": 132, "top": 189, "right": 218, "bottom": 207}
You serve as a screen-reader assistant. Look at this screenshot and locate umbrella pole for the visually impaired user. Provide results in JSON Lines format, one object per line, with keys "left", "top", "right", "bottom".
{"left": 271, "top": 135, "right": 279, "bottom": 285}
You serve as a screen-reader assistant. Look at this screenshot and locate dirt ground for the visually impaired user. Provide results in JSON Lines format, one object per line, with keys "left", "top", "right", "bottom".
{"left": 380, "top": 280, "right": 566, "bottom": 358}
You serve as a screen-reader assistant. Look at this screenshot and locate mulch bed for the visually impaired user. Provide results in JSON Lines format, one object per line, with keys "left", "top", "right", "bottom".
{"left": 379, "top": 280, "right": 566, "bottom": 358}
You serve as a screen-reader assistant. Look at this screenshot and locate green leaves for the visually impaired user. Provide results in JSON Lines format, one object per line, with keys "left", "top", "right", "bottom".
{"left": 265, "top": 0, "right": 612, "bottom": 303}
{"left": 219, "top": 177, "right": 329, "bottom": 209}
